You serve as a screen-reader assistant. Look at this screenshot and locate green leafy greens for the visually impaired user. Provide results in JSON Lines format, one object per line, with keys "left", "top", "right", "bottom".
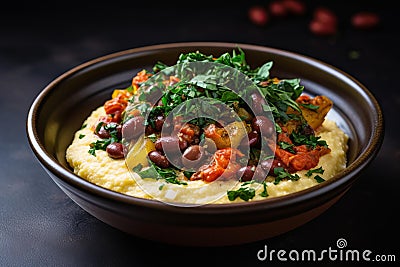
{"left": 138, "top": 47, "right": 305, "bottom": 130}
{"left": 88, "top": 122, "right": 120, "bottom": 156}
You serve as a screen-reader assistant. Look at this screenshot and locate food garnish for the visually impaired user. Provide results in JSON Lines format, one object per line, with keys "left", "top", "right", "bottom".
{"left": 84, "top": 47, "right": 336, "bottom": 201}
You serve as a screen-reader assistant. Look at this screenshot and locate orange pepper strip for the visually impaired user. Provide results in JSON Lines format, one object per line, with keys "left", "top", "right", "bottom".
{"left": 104, "top": 90, "right": 132, "bottom": 115}
{"left": 191, "top": 148, "right": 244, "bottom": 182}
{"left": 131, "top": 69, "right": 152, "bottom": 94}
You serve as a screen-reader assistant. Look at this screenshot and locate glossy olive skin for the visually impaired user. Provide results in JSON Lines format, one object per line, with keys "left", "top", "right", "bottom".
{"left": 238, "top": 166, "right": 255, "bottom": 182}
{"left": 239, "top": 130, "right": 260, "bottom": 149}
{"left": 154, "top": 136, "right": 187, "bottom": 153}
{"left": 250, "top": 92, "right": 267, "bottom": 115}
{"left": 252, "top": 116, "right": 275, "bottom": 137}
{"left": 181, "top": 145, "right": 208, "bottom": 170}
{"left": 238, "top": 164, "right": 267, "bottom": 182}
{"left": 182, "top": 145, "right": 203, "bottom": 161}
{"left": 122, "top": 116, "right": 145, "bottom": 141}
{"left": 106, "top": 142, "right": 125, "bottom": 159}
{"left": 148, "top": 150, "right": 170, "bottom": 168}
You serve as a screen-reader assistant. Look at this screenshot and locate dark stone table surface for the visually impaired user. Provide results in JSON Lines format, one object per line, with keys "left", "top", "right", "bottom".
{"left": 1, "top": 1, "right": 398, "bottom": 266}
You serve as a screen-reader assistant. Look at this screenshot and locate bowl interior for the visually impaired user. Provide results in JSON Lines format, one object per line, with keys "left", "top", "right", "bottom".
{"left": 30, "top": 42, "right": 383, "bottom": 203}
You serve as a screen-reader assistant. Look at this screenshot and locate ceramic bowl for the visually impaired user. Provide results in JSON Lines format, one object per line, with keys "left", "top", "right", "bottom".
{"left": 26, "top": 42, "right": 384, "bottom": 246}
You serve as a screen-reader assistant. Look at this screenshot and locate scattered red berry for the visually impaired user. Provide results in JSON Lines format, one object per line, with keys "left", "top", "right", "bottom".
{"left": 309, "top": 20, "right": 337, "bottom": 36}
{"left": 313, "top": 7, "right": 338, "bottom": 26}
{"left": 281, "top": 0, "right": 306, "bottom": 16}
{"left": 248, "top": 5, "right": 269, "bottom": 26}
{"left": 351, "top": 11, "right": 380, "bottom": 29}
{"left": 247, "top": 2, "right": 380, "bottom": 37}
{"left": 309, "top": 6, "right": 337, "bottom": 36}
{"left": 268, "top": 0, "right": 288, "bottom": 17}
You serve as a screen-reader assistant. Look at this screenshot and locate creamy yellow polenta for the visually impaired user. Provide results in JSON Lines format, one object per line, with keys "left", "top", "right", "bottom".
{"left": 66, "top": 105, "right": 349, "bottom": 205}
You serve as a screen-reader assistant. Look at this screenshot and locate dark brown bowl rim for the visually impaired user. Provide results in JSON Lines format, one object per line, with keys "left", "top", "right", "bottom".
{"left": 26, "top": 41, "right": 384, "bottom": 214}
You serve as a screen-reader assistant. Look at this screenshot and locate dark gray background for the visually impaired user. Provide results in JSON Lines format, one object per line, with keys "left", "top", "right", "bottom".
{"left": 1, "top": 0, "right": 398, "bottom": 266}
